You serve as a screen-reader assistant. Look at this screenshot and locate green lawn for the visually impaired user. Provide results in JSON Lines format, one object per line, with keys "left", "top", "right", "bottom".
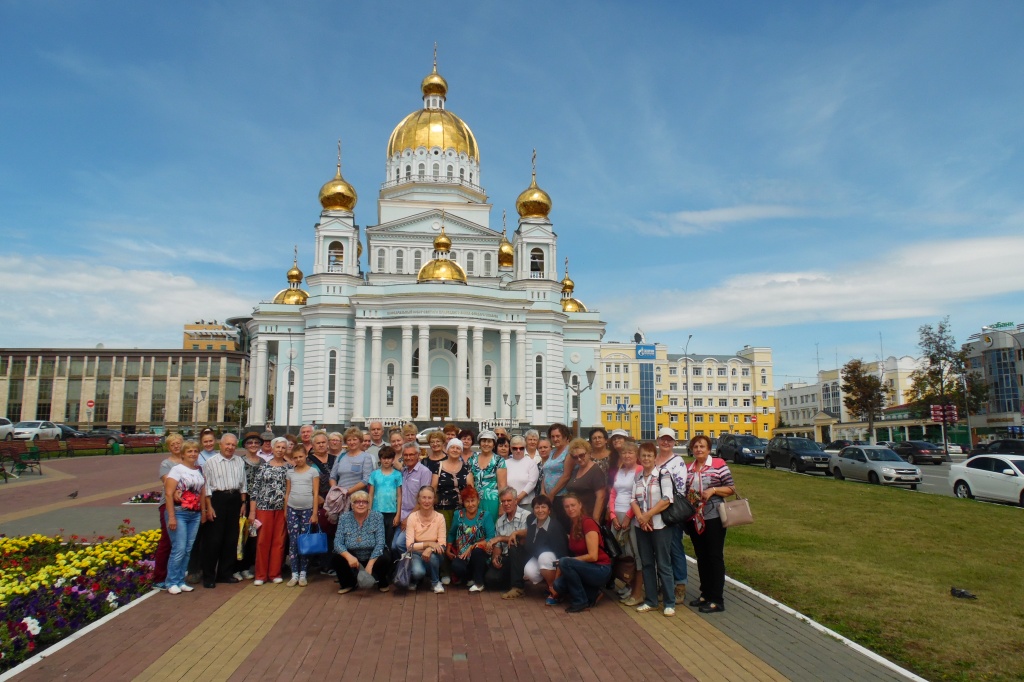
{"left": 706, "top": 466, "right": 1024, "bottom": 681}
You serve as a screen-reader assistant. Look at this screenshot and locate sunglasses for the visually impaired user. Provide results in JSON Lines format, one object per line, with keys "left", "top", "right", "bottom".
{"left": 511, "top": 446, "right": 525, "bottom": 451}
{"left": 572, "top": 453, "right": 587, "bottom": 460}
{"left": 352, "top": 500, "right": 369, "bottom": 504}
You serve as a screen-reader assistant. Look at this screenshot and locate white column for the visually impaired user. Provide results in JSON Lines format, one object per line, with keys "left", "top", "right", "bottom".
{"left": 456, "top": 325, "right": 468, "bottom": 419}
{"left": 472, "top": 327, "right": 484, "bottom": 420}
{"left": 251, "top": 338, "right": 267, "bottom": 426}
{"left": 500, "top": 327, "right": 511, "bottom": 419}
{"left": 516, "top": 327, "right": 527, "bottom": 423}
{"left": 370, "top": 325, "right": 383, "bottom": 419}
{"left": 418, "top": 324, "right": 430, "bottom": 421}
{"left": 401, "top": 325, "right": 413, "bottom": 420}
{"left": 353, "top": 325, "right": 366, "bottom": 421}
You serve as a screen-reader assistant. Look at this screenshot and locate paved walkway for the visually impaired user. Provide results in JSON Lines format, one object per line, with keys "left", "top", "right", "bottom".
{"left": 2, "top": 456, "right": 921, "bottom": 682}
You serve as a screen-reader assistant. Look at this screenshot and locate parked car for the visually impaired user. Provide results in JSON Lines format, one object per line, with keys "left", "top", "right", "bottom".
{"left": 830, "top": 446, "right": 922, "bottom": 489}
{"left": 764, "top": 436, "right": 831, "bottom": 474}
{"left": 892, "top": 440, "right": 946, "bottom": 465}
{"left": 971, "top": 439, "right": 1024, "bottom": 456}
{"left": 56, "top": 424, "right": 87, "bottom": 440}
{"left": 85, "top": 429, "right": 127, "bottom": 445}
{"left": 0, "top": 417, "right": 13, "bottom": 441}
{"left": 417, "top": 427, "right": 440, "bottom": 445}
{"left": 822, "top": 439, "right": 865, "bottom": 454}
{"left": 875, "top": 440, "right": 898, "bottom": 449}
{"left": 949, "top": 454, "right": 1024, "bottom": 506}
{"left": 12, "top": 421, "right": 62, "bottom": 440}
{"left": 716, "top": 433, "right": 766, "bottom": 465}
{"left": 946, "top": 443, "right": 964, "bottom": 455}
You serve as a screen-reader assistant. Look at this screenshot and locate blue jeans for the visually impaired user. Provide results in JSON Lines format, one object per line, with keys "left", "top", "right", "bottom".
{"left": 670, "top": 524, "right": 688, "bottom": 584}
{"left": 410, "top": 550, "right": 441, "bottom": 586}
{"left": 554, "top": 557, "right": 611, "bottom": 608}
{"left": 637, "top": 526, "right": 676, "bottom": 608}
{"left": 166, "top": 509, "right": 202, "bottom": 587}
{"left": 392, "top": 529, "right": 407, "bottom": 554}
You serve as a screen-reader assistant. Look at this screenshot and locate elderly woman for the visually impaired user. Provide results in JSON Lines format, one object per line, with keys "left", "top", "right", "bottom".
{"left": 446, "top": 487, "right": 494, "bottom": 592}
{"left": 236, "top": 431, "right": 265, "bottom": 580}
{"left": 609, "top": 439, "right": 643, "bottom": 604}
{"left": 153, "top": 432, "right": 184, "bottom": 589}
{"left": 563, "top": 438, "right": 607, "bottom": 521}
{"left": 332, "top": 490, "right": 391, "bottom": 594}
{"left": 469, "top": 430, "right": 507, "bottom": 521}
{"left": 541, "top": 424, "right": 571, "bottom": 515}
{"left": 401, "top": 423, "right": 419, "bottom": 447}
{"left": 163, "top": 440, "right": 205, "bottom": 595}
{"left": 505, "top": 436, "right": 540, "bottom": 509}
{"left": 458, "top": 429, "right": 476, "bottom": 457}
{"left": 422, "top": 430, "right": 447, "bottom": 475}
{"left": 684, "top": 435, "right": 735, "bottom": 614}
{"left": 327, "top": 431, "right": 345, "bottom": 458}
{"left": 632, "top": 441, "right": 677, "bottom": 616}
{"left": 588, "top": 427, "right": 612, "bottom": 475}
{"left": 523, "top": 429, "right": 541, "bottom": 462}
{"left": 406, "top": 486, "right": 447, "bottom": 593}
{"left": 496, "top": 436, "right": 511, "bottom": 460}
{"left": 523, "top": 495, "right": 567, "bottom": 599}
{"left": 248, "top": 436, "right": 292, "bottom": 585}
{"left": 552, "top": 493, "right": 612, "bottom": 613}
{"left": 432, "top": 438, "right": 474, "bottom": 531}
{"left": 329, "top": 427, "right": 374, "bottom": 494}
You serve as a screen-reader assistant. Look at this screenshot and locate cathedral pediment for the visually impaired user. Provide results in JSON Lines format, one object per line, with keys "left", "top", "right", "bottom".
{"left": 367, "top": 210, "right": 499, "bottom": 242}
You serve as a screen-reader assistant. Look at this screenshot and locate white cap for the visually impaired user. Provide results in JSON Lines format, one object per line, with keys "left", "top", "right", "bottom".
{"left": 609, "top": 429, "right": 629, "bottom": 438}
{"left": 657, "top": 427, "right": 677, "bottom": 440}
{"left": 478, "top": 430, "right": 497, "bottom": 441}
{"left": 446, "top": 438, "right": 464, "bottom": 451}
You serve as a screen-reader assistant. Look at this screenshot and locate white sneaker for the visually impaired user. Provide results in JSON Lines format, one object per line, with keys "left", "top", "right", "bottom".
{"left": 441, "top": 576, "right": 451, "bottom": 585}
{"left": 167, "top": 585, "right": 181, "bottom": 595}
{"left": 242, "top": 570, "right": 255, "bottom": 579}
{"left": 287, "top": 577, "right": 298, "bottom": 587}
{"left": 664, "top": 607, "right": 676, "bottom": 617}
{"left": 232, "top": 572, "right": 244, "bottom": 581}
{"left": 432, "top": 583, "right": 445, "bottom": 594}
{"left": 272, "top": 577, "right": 283, "bottom": 584}
{"left": 298, "top": 574, "right": 308, "bottom": 587}
{"left": 179, "top": 584, "right": 194, "bottom": 593}
{"left": 253, "top": 580, "right": 264, "bottom": 586}
{"left": 469, "top": 584, "right": 485, "bottom": 593}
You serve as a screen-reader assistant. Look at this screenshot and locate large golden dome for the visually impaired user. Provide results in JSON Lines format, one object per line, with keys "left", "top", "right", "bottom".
{"left": 498, "top": 228, "right": 514, "bottom": 268}
{"left": 387, "top": 109, "right": 479, "bottom": 162}
{"left": 516, "top": 172, "right": 552, "bottom": 219}
{"left": 418, "top": 225, "right": 467, "bottom": 284}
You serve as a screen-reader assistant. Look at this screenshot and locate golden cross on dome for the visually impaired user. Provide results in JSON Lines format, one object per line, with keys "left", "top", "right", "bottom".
{"left": 564, "top": 256, "right": 569, "bottom": 275}
{"left": 502, "top": 209, "right": 506, "bottom": 232}
{"left": 433, "top": 42, "right": 438, "bottom": 71}
{"left": 532, "top": 148, "right": 537, "bottom": 177}
{"left": 336, "top": 139, "right": 342, "bottom": 171}
{"left": 293, "top": 244, "right": 298, "bottom": 264}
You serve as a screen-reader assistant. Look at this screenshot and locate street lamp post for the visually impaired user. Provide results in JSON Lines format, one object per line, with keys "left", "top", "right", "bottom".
{"left": 503, "top": 392, "right": 522, "bottom": 425}
{"left": 186, "top": 389, "right": 206, "bottom": 437}
{"left": 562, "top": 366, "right": 597, "bottom": 437}
{"left": 683, "top": 334, "right": 693, "bottom": 442}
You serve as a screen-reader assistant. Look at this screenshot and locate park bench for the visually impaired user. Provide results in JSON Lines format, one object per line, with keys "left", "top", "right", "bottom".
{"left": 66, "top": 437, "right": 112, "bottom": 456}
{"left": 123, "top": 434, "right": 164, "bottom": 454}
{"left": 30, "top": 439, "right": 65, "bottom": 459}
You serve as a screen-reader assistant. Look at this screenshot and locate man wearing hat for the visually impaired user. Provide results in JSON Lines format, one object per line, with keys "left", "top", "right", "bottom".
{"left": 258, "top": 431, "right": 275, "bottom": 461}
{"left": 655, "top": 426, "right": 689, "bottom": 600}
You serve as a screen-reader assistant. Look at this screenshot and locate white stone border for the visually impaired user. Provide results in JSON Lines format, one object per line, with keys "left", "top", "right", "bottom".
{"left": 708, "top": 557, "right": 929, "bottom": 682}
{"left": 0, "top": 588, "right": 159, "bottom": 681}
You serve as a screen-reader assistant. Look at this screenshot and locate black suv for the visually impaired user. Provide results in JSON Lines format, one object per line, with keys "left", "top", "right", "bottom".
{"left": 765, "top": 436, "right": 830, "bottom": 474}
{"left": 892, "top": 440, "right": 946, "bottom": 465}
{"left": 717, "top": 434, "right": 766, "bottom": 465}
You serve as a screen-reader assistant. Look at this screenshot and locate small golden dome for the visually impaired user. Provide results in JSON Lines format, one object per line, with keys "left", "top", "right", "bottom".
{"left": 561, "top": 272, "right": 575, "bottom": 292}
{"left": 274, "top": 288, "right": 309, "bottom": 306}
{"left": 421, "top": 65, "right": 448, "bottom": 98}
{"left": 319, "top": 165, "right": 358, "bottom": 211}
{"left": 498, "top": 229, "right": 514, "bottom": 268}
{"left": 357, "top": 238, "right": 363, "bottom": 259}
{"left": 434, "top": 230, "right": 452, "bottom": 252}
{"left": 516, "top": 172, "right": 552, "bottom": 219}
{"left": 417, "top": 258, "right": 467, "bottom": 284}
{"left": 287, "top": 263, "right": 304, "bottom": 283}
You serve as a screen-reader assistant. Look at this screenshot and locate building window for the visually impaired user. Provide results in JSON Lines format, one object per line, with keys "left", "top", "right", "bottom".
{"left": 669, "top": 382, "right": 677, "bottom": 391}
{"left": 413, "top": 250, "right": 423, "bottom": 271}
{"left": 460, "top": 168, "right": 465, "bottom": 180}
{"left": 694, "top": 399, "right": 703, "bottom": 407}
{"left": 669, "top": 397, "right": 678, "bottom": 406}
{"left": 484, "top": 365, "right": 493, "bottom": 406}
{"left": 535, "top": 355, "right": 544, "bottom": 409}
{"left": 418, "top": 163, "right": 425, "bottom": 177}
{"left": 693, "top": 383, "right": 702, "bottom": 391}
{"left": 605, "top": 364, "right": 611, "bottom": 373}
{"left": 720, "top": 415, "right": 728, "bottom": 423}
{"left": 605, "top": 381, "right": 612, "bottom": 389}
{"left": 377, "top": 249, "right": 386, "bottom": 272}
{"left": 655, "top": 390, "right": 662, "bottom": 400}
{"left": 694, "top": 415, "right": 704, "bottom": 423}
{"left": 719, "top": 399, "right": 728, "bottom": 407}
{"left": 669, "top": 366, "right": 677, "bottom": 376}
{"left": 717, "top": 368, "right": 727, "bottom": 376}
{"left": 692, "top": 367, "right": 702, "bottom": 376}
{"left": 432, "top": 163, "right": 439, "bottom": 177}
{"left": 571, "top": 375, "right": 580, "bottom": 411}
{"left": 328, "top": 241, "right": 344, "bottom": 272}
{"left": 396, "top": 250, "right": 404, "bottom": 273}
{"left": 327, "top": 350, "right": 337, "bottom": 407}
{"left": 466, "top": 252, "right": 475, "bottom": 274}
{"left": 742, "top": 368, "right": 750, "bottom": 376}
{"left": 623, "top": 381, "right": 629, "bottom": 389}
{"left": 614, "top": 364, "right": 620, "bottom": 373}
{"left": 742, "top": 383, "right": 750, "bottom": 392}
{"left": 386, "top": 364, "right": 395, "bottom": 406}
{"left": 483, "top": 253, "right": 492, "bottom": 276}
{"left": 405, "top": 165, "right": 412, "bottom": 179}
{"left": 447, "top": 165, "right": 453, "bottom": 179}
{"left": 530, "top": 248, "right": 544, "bottom": 277}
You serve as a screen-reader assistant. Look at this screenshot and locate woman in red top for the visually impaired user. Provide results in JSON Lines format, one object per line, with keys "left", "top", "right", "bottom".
{"left": 552, "top": 493, "right": 611, "bottom": 613}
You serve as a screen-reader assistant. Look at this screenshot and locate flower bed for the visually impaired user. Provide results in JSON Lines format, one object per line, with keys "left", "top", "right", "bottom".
{"left": 0, "top": 525, "right": 159, "bottom": 672}
{"left": 126, "top": 491, "right": 162, "bottom": 504}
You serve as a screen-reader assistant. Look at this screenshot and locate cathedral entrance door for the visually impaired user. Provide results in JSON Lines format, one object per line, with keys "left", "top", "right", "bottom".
{"left": 430, "top": 388, "right": 449, "bottom": 420}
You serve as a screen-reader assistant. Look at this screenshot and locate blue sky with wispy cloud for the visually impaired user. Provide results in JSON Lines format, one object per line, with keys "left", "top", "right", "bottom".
{"left": 2, "top": 1, "right": 1023, "bottom": 385}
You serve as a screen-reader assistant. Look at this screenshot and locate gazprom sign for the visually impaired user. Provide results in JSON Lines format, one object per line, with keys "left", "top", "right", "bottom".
{"left": 635, "top": 344, "right": 656, "bottom": 360}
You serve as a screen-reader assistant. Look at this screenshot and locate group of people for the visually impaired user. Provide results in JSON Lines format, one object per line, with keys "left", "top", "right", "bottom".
{"left": 151, "top": 420, "right": 736, "bottom": 616}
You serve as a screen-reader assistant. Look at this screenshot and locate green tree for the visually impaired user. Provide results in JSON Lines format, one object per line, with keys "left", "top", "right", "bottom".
{"left": 841, "top": 359, "right": 887, "bottom": 441}
{"left": 906, "top": 317, "right": 988, "bottom": 413}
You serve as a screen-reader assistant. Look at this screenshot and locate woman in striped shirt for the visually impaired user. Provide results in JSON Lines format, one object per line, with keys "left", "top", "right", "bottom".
{"left": 684, "top": 435, "right": 735, "bottom": 614}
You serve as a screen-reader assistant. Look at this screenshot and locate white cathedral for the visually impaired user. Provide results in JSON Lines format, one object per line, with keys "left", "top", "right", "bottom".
{"left": 243, "top": 61, "right": 606, "bottom": 430}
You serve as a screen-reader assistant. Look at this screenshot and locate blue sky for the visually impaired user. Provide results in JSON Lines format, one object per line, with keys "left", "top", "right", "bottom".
{"left": 2, "top": 1, "right": 1023, "bottom": 386}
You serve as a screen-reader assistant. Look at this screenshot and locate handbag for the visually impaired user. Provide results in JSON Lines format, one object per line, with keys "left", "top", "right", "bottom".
{"left": 660, "top": 466, "right": 696, "bottom": 526}
{"left": 613, "top": 555, "right": 636, "bottom": 584}
{"left": 600, "top": 523, "right": 622, "bottom": 561}
{"left": 296, "top": 523, "right": 329, "bottom": 556}
{"left": 393, "top": 552, "right": 415, "bottom": 589}
{"left": 719, "top": 492, "right": 754, "bottom": 528}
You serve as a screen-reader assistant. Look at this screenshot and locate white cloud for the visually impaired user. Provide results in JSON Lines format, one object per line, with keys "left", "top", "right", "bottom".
{"left": 632, "top": 204, "right": 811, "bottom": 236}
{"left": 629, "top": 236, "right": 1024, "bottom": 331}
{"left": 0, "top": 255, "right": 254, "bottom": 348}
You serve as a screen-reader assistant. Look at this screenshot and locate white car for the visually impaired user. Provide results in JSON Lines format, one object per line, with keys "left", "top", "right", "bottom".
{"left": 12, "top": 421, "right": 62, "bottom": 440}
{"left": 0, "top": 417, "right": 13, "bottom": 441}
{"left": 946, "top": 443, "right": 964, "bottom": 455}
{"left": 949, "top": 454, "right": 1024, "bottom": 506}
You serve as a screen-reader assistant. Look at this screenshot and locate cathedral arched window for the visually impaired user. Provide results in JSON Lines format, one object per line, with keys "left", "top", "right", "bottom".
{"left": 459, "top": 168, "right": 465, "bottom": 181}
{"left": 394, "top": 168, "right": 399, "bottom": 182}
{"left": 327, "top": 350, "right": 337, "bottom": 407}
{"left": 484, "top": 364, "right": 493, "bottom": 406}
{"left": 432, "top": 163, "right": 439, "bottom": 177}
{"left": 413, "top": 250, "right": 422, "bottom": 271}
{"left": 405, "top": 165, "right": 411, "bottom": 180}
{"left": 418, "top": 163, "right": 425, "bottom": 178}
{"left": 469, "top": 171, "right": 474, "bottom": 183}
{"left": 386, "top": 363, "right": 396, "bottom": 406}
{"left": 447, "top": 165, "right": 453, "bottom": 179}
{"left": 530, "top": 248, "right": 544, "bottom": 278}
{"left": 328, "top": 241, "right": 344, "bottom": 273}
{"left": 466, "top": 252, "right": 475, "bottom": 274}
{"left": 483, "top": 253, "right": 492, "bottom": 276}
{"left": 535, "top": 355, "right": 544, "bottom": 409}
{"left": 377, "top": 249, "right": 386, "bottom": 273}
{"left": 396, "top": 249, "right": 404, "bottom": 273}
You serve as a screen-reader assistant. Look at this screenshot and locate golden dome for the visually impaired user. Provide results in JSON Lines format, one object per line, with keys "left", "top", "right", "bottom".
{"left": 274, "top": 288, "right": 309, "bottom": 305}
{"left": 319, "top": 165, "right": 358, "bottom": 211}
{"left": 562, "top": 297, "right": 587, "bottom": 313}
{"left": 433, "top": 230, "right": 452, "bottom": 252}
{"left": 287, "top": 263, "right": 303, "bottom": 282}
{"left": 421, "top": 66, "right": 448, "bottom": 97}
{"left": 417, "top": 258, "right": 467, "bottom": 284}
{"left": 516, "top": 172, "right": 552, "bottom": 219}
{"left": 357, "top": 237, "right": 363, "bottom": 259}
{"left": 561, "top": 272, "right": 575, "bottom": 292}
{"left": 498, "top": 228, "right": 514, "bottom": 268}
{"left": 387, "top": 109, "right": 479, "bottom": 162}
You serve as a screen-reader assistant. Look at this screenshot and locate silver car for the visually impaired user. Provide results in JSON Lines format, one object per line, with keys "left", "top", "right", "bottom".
{"left": 830, "top": 446, "right": 923, "bottom": 489}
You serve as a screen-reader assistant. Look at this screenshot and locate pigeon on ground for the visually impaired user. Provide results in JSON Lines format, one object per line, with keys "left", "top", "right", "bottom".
{"left": 951, "top": 587, "right": 977, "bottom": 599}
{"left": 67, "top": 490, "right": 78, "bottom": 499}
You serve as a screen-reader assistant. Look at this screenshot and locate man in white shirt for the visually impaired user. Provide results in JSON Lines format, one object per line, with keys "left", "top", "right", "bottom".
{"left": 200, "top": 433, "right": 247, "bottom": 588}
{"left": 365, "top": 421, "right": 386, "bottom": 459}
{"left": 485, "top": 487, "right": 530, "bottom": 598}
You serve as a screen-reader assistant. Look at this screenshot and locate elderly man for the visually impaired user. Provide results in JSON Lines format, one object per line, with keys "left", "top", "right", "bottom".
{"left": 392, "top": 442, "right": 434, "bottom": 552}
{"left": 365, "top": 421, "right": 386, "bottom": 459}
{"left": 485, "top": 487, "right": 530, "bottom": 598}
{"left": 654, "top": 426, "right": 688, "bottom": 600}
{"left": 258, "top": 431, "right": 275, "bottom": 461}
{"left": 298, "top": 424, "right": 314, "bottom": 456}
{"left": 201, "top": 433, "right": 247, "bottom": 588}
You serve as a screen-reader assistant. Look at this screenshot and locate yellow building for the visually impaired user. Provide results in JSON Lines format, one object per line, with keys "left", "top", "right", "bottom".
{"left": 182, "top": 321, "right": 239, "bottom": 351}
{"left": 597, "top": 342, "right": 774, "bottom": 442}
